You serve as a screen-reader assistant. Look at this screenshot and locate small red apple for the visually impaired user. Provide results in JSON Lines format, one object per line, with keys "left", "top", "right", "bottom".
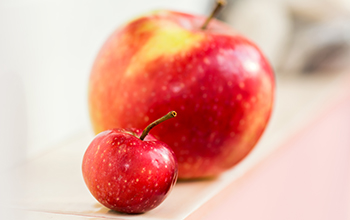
{"left": 82, "top": 111, "right": 178, "bottom": 214}
{"left": 88, "top": 1, "right": 275, "bottom": 179}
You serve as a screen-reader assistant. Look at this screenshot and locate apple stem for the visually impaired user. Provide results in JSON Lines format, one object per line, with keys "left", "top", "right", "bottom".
{"left": 139, "top": 111, "right": 177, "bottom": 141}
{"left": 201, "top": 0, "right": 227, "bottom": 30}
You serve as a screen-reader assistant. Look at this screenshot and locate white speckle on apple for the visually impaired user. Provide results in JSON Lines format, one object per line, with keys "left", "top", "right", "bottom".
{"left": 218, "top": 86, "right": 223, "bottom": 93}
{"left": 240, "top": 119, "right": 245, "bottom": 125}
{"left": 204, "top": 57, "right": 210, "bottom": 65}
{"left": 174, "top": 142, "right": 178, "bottom": 147}
{"left": 227, "top": 81, "right": 233, "bottom": 87}
{"left": 213, "top": 105, "right": 218, "bottom": 110}
{"left": 109, "top": 163, "right": 111, "bottom": 167}
{"left": 237, "top": 94, "right": 242, "bottom": 100}
{"left": 198, "top": 65, "right": 204, "bottom": 73}
{"left": 103, "top": 159, "right": 105, "bottom": 162}
{"left": 180, "top": 106, "right": 185, "bottom": 110}
{"left": 216, "top": 54, "right": 224, "bottom": 64}
{"left": 108, "top": 182, "right": 111, "bottom": 186}
{"left": 239, "top": 82, "right": 245, "bottom": 89}
{"left": 251, "top": 96, "right": 257, "bottom": 102}
{"left": 144, "top": 116, "right": 149, "bottom": 122}
{"left": 202, "top": 93, "right": 207, "bottom": 99}
{"left": 183, "top": 163, "right": 191, "bottom": 169}
{"left": 181, "top": 136, "right": 187, "bottom": 142}
{"left": 171, "top": 85, "right": 182, "bottom": 93}
{"left": 244, "top": 103, "right": 251, "bottom": 109}
{"left": 191, "top": 76, "right": 196, "bottom": 82}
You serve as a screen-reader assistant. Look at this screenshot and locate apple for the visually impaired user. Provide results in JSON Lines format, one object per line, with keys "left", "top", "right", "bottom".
{"left": 82, "top": 111, "right": 178, "bottom": 214}
{"left": 88, "top": 1, "right": 275, "bottom": 179}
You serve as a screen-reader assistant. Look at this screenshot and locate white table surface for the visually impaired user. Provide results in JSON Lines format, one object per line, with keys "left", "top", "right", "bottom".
{"left": 3, "top": 71, "right": 350, "bottom": 220}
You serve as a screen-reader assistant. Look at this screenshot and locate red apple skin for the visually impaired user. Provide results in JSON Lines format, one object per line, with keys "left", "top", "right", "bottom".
{"left": 82, "top": 128, "right": 178, "bottom": 214}
{"left": 88, "top": 11, "right": 275, "bottom": 179}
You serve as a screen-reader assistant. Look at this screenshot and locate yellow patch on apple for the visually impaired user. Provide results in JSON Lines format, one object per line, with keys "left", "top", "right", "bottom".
{"left": 124, "top": 20, "right": 204, "bottom": 77}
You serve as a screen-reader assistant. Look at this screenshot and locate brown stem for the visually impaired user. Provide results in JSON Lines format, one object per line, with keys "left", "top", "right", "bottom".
{"left": 140, "top": 111, "right": 177, "bottom": 141}
{"left": 201, "top": 0, "right": 227, "bottom": 30}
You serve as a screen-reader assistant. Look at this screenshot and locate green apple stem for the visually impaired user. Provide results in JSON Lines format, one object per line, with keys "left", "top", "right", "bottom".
{"left": 139, "top": 111, "right": 177, "bottom": 141}
{"left": 201, "top": 0, "right": 227, "bottom": 30}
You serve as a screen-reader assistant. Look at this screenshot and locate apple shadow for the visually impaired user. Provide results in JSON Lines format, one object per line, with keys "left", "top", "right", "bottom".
{"left": 176, "top": 175, "right": 219, "bottom": 184}
{"left": 93, "top": 202, "right": 145, "bottom": 216}
{"left": 108, "top": 209, "right": 145, "bottom": 216}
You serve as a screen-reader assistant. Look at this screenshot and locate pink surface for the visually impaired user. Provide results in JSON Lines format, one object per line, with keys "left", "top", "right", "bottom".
{"left": 202, "top": 95, "right": 350, "bottom": 220}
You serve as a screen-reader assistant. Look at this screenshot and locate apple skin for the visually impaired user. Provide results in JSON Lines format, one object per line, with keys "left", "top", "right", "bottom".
{"left": 88, "top": 11, "right": 275, "bottom": 179}
{"left": 82, "top": 128, "right": 178, "bottom": 214}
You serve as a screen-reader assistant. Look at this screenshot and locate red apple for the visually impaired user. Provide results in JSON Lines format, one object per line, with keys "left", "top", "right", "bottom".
{"left": 88, "top": 3, "right": 275, "bottom": 179}
{"left": 82, "top": 112, "right": 178, "bottom": 214}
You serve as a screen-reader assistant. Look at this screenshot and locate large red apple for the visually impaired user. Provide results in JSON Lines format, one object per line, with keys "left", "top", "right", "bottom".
{"left": 88, "top": 6, "right": 275, "bottom": 179}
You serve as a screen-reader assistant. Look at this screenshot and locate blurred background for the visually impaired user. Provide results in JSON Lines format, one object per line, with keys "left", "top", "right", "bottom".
{"left": 0, "top": 0, "right": 349, "bottom": 219}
